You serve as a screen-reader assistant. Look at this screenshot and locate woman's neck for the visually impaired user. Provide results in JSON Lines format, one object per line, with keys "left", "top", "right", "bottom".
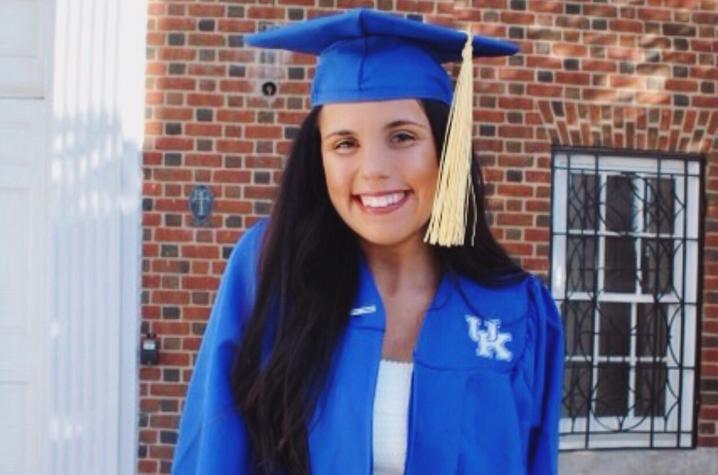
{"left": 359, "top": 234, "right": 440, "bottom": 298}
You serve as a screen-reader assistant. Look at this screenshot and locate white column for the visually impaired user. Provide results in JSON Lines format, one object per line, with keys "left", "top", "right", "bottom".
{"left": 48, "top": 0, "right": 146, "bottom": 474}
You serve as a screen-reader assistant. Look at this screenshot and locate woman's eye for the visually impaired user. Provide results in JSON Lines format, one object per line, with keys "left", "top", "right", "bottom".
{"left": 334, "top": 139, "right": 356, "bottom": 150}
{"left": 392, "top": 132, "right": 416, "bottom": 144}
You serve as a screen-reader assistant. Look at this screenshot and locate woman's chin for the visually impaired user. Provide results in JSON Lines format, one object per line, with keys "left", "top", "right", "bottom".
{"left": 354, "top": 226, "right": 427, "bottom": 250}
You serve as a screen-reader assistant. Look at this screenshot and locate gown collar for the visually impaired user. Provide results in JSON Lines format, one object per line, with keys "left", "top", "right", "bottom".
{"left": 349, "top": 254, "right": 453, "bottom": 331}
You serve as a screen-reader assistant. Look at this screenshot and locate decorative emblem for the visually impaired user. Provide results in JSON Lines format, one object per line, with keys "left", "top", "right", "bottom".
{"left": 465, "top": 315, "right": 513, "bottom": 362}
{"left": 189, "top": 185, "right": 214, "bottom": 225}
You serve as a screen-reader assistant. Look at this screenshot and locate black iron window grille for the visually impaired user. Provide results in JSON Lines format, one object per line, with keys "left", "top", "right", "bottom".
{"left": 550, "top": 147, "right": 704, "bottom": 450}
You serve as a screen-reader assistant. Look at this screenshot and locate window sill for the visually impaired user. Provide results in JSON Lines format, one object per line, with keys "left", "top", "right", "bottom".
{"left": 559, "top": 447, "right": 717, "bottom": 475}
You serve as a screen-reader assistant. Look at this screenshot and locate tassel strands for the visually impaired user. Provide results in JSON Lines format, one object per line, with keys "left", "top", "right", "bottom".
{"left": 424, "top": 28, "right": 476, "bottom": 247}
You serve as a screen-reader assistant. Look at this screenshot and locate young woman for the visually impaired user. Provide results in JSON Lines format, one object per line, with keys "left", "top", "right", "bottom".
{"left": 171, "top": 8, "right": 564, "bottom": 475}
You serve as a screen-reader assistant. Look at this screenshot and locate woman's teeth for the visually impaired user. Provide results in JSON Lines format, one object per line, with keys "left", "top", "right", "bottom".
{"left": 359, "top": 191, "right": 406, "bottom": 209}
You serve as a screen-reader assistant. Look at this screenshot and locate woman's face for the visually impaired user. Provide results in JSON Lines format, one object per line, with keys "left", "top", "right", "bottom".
{"left": 318, "top": 99, "right": 438, "bottom": 248}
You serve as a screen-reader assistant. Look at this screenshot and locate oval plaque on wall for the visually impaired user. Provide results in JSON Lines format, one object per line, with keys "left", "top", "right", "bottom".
{"left": 189, "top": 185, "right": 214, "bottom": 226}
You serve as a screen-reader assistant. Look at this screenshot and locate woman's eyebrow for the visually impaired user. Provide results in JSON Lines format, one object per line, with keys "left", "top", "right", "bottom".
{"left": 384, "top": 119, "right": 429, "bottom": 130}
{"left": 321, "top": 129, "right": 354, "bottom": 141}
{"left": 322, "top": 119, "right": 428, "bottom": 140}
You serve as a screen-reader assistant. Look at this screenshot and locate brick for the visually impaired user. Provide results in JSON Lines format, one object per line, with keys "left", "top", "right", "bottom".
{"left": 693, "top": 11, "right": 718, "bottom": 24}
{"left": 187, "top": 64, "right": 225, "bottom": 77}
{"left": 665, "top": 79, "right": 699, "bottom": 92}
{"left": 138, "top": 461, "right": 158, "bottom": 473}
{"left": 245, "top": 125, "right": 282, "bottom": 139}
{"left": 526, "top": 56, "right": 562, "bottom": 69}
{"left": 584, "top": 4, "right": 617, "bottom": 17}
{"left": 497, "top": 212, "right": 534, "bottom": 225}
{"left": 524, "top": 228, "right": 549, "bottom": 241}
{"left": 498, "top": 96, "right": 533, "bottom": 110}
{"left": 219, "top": 80, "right": 254, "bottom": 95}
{"left": 500, "top": 11, "right": 534, "bottom": 24}
{"left": 154, "top": 138, "right": 194, "bottom": 151}
{"left": 156, "top": 18, "right": 195, "bottom": 31}
{"left": 637, "top": 8, "right": 671, "bottom": 21}
{"left": 217, "top": 20, "right": 256, "bottom": 34}
{"left": 181, "top": 276, "right": 220, "bottom": 290}
{"left": 187, "top": 4, "right": 225, "bottom": 17}
{"left": 556, "top": 71, "right": 590, "bottom": 85}
{"left": 498, "top": 68, "right": 534, "bottom": 81}
{"left": 663, "top": 51, "right": 697, "bottom": 64}
{"left": 155, "top": 107, "right": 192, "bottom": 121}
{"left": 212, "top": 170, "right": 252, "bottom": 183}
{"left": 583, "top": 32, "right": 618, "bottom": 46}
{"left": 556, "top": 16, "right": 588, "bottom": 30}
{"left": 528, "top": 1, "right": 562, "bottom": 13}
{"left": 184, "top": 123, "right": 221, "bottom": 137}
{"left": 553, "top": 43, "right": 588, "bottom": 57}
{"left": 246, "top": 5, "right": 286, "bottom": 19}
{"left": 497, "top": 184, "right": 534, "bottom": 198}
{"left": 216, "top": 110, "right": 255, "bottom": 123}
{"left": 610, "top": 75, "right": 643, "bottom": 88}
{"left": 609, "top": 19, "right": 643, "bottom": 33}
{"left": 694, "top": 96, "right": 718, "bottom": 108}
{"left": 498, "top": 125, "right": 534, "bottom": 139}
{"left": 188, "top": 33, "right": 225, "bottom": 47}
{"left": 149, "top": 383, "right": 187, "bottom": 398}
{"left": 527, "top": 27, "right": 561, "bottom": 41}
{"left": 187, "top": 93, "right": 224, "bottom": 107}
{"left": 663, "top": 23, "right": 697, "bottom": 36}
{"left": 583, "top": 60, "right": 616, "bottom": 73}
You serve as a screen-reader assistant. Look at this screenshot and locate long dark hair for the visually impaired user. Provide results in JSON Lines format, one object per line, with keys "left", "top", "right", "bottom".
{"left": 231, "top": 99, "right": 525, "bottom": 474}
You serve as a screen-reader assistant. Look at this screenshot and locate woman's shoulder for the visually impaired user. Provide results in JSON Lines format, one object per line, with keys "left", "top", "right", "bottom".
{"left": 228, "top": 217, "right": 269, "bottom": 262}
{"left": 216, "top": 218, "right": 270, "bottom": 304}
{"left": 453, "top": 271, "right": 559, "bottom": 326}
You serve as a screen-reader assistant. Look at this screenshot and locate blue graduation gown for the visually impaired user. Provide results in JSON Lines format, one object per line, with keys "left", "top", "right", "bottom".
{"left": 171, "top": 219, "right": 565, "bottom": 475}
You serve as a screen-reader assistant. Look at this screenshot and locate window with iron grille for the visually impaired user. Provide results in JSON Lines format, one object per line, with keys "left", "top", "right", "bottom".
{"left": 550, "top": 147, "right": 703, "bottom": 449}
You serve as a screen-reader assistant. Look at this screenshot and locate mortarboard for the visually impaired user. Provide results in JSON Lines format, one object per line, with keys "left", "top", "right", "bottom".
{"left": 245, "top": 8, "right": 520, "bottom": 246}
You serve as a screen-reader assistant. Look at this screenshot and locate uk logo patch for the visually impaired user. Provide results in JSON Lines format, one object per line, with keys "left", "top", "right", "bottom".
{"left": 465, "top": 315, "right": 513, "bottom": 362}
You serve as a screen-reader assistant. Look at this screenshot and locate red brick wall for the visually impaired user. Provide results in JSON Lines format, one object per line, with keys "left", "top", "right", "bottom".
{"left": 141, "top": 0, "right": 718, "bottom": 472}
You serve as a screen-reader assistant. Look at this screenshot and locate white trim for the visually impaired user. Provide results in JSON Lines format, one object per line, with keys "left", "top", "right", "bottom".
{"left": 116, "top": 0, "right": 146, "bottom": 472}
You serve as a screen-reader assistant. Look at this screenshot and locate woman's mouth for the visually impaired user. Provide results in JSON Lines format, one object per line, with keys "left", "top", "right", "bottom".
{"left": 354, "top": 190, "right": 410, "bottom": 215}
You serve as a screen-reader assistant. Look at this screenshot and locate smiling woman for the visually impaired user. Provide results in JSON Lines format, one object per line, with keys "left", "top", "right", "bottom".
{"left": 171, "top": 8, "right": 564, "bottom": 475}
{"left": 319, "top": 100, "right": 439, "bottom": 248}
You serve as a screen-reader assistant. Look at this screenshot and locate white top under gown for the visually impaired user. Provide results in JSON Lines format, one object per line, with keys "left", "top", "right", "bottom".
{"left": 372, "top": 359, "right": 414, "bottom": 475}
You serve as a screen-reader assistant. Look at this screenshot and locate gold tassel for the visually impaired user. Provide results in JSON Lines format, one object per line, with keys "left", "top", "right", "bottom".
{"left": 424, "top": 27, "right": 475, "bottom": 247}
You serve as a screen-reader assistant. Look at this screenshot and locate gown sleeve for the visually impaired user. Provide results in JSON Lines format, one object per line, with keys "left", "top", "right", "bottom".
{"left": 525, "top": 275, "right": 565, "bottom": 475}
{"left": 171, "top": 220, "right": 267, "bottom": 475}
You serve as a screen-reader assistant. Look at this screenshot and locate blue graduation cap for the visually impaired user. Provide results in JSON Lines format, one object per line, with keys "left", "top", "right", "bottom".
{"left": 245, "top": 8, "right": 519, "bottom": 247}
{"left": 244, "top": 8, "right": 519, "bottom": 106}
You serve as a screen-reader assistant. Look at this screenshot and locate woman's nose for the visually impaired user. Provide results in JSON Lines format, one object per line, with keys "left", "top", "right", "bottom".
{"left": 357, "top": 140, "right": 390, "bottom": 180}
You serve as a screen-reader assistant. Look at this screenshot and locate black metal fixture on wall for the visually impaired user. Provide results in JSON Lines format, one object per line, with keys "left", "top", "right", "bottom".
{"left": 141, "top": 333, "right": 159, "bottom": 365}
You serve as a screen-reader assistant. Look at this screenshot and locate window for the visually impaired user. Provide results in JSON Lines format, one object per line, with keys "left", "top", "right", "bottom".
{"left": 550, "top": 147, "right": 703, "bottom": 449}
